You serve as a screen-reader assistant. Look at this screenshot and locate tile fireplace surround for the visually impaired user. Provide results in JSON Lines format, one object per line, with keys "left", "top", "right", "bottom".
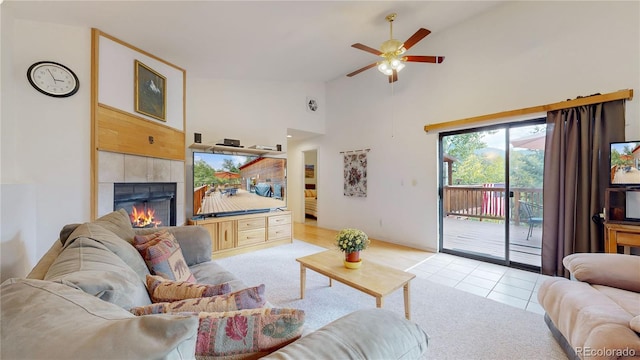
{"left": 97, "top": 150, "right": 185, "bottom": 225}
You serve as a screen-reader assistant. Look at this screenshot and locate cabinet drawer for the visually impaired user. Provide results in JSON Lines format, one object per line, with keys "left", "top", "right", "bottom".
{"left": 616, "top": 231, "right": 640, "bottom": 246}
{"left": 238, "top": 217, "right": 266, "bottom": 230}
{"left": 268, "top": 214, "right": 291, "bottom": 226}
{"left": 268, "top": 224, "right": 291, "bottom": 240}
{"left": 238, "top": 228, "right": 266, "bottom": 246}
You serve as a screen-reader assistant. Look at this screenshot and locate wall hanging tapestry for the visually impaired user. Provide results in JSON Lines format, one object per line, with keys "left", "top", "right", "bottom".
{"left": 342, "top": 149, "right": 369, "bottom": 197}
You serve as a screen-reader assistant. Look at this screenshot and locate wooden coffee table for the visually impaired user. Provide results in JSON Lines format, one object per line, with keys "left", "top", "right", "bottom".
{"left": 296, "top": 250, "right": 416, "bottom": 319}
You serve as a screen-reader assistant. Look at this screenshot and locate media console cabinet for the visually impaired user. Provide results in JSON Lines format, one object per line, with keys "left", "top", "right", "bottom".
{"left": 188, "top": 210, "right": 292, "bottom": 258}
{"left": 604, "top": 187, "right": 640, "bottom": 254}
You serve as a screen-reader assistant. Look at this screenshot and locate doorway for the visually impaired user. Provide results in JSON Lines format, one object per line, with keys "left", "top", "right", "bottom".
{"left": 303, "top": 149, "right": 318, "bottom": 225}
{"left": 439, "top": 119, "right": 546, "bottom": 270}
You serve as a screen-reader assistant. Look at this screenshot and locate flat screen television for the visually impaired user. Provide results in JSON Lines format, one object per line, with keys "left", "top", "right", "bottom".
{"left": 610, "top": 141, "right": 640, "bottom": 186}
{"left": 192, "top": 152, "right": 287, "bottom": 218}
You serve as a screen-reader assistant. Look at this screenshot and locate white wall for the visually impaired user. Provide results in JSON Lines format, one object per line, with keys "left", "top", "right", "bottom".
{"left": 186, "top": 78, "right": 325, "bottom": 151}
{"left": 1, "top": 17, "right": 91, "bottom": 281}
{"left": 309, "top": 1, "right": 639, "bottom": 251}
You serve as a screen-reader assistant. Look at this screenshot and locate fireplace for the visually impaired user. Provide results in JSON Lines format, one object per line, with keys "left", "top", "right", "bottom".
{"left": 113, "top": 183, "right": 176, "bottom": 228}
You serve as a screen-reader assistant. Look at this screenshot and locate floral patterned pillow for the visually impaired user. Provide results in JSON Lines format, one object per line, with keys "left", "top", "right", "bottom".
{"left": 130, "top": 284, "right": 266, "bottom": 315}
{"left": 134, "top": 230, "right": 195, "bottom": 283}
{"left": 145, "top": 274, "right": 232, "bottom": 303}
{"left": 194, "top": 308, "right": 305, "bottom": 359}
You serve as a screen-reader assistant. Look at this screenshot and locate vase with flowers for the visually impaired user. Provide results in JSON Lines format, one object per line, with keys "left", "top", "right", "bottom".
{"left": 336, "top": 228, "right": 370, "bottom": 269}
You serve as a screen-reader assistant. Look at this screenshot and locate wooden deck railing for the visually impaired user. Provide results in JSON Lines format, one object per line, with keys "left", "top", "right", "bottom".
{"left": 443, "top": 185, "right": 542, "bottom": 224}
{"left": 193, "top": 185, "right": 210, "bottom": 215}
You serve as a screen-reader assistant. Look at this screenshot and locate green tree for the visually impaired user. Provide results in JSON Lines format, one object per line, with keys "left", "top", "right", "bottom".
{"left": 222, "top": 158, "right": 240, "bottom": 173}
{"left": 193, "top": 160, "right": 216, "bottom": 187}
{"left": 509, "top": 150, "right": 544, "bottom": 188}
{"left": 455, "top": 153, "right": 505, "bottom": 185}
{"left": 443, "top": 133, "right": 487, "bottom": 163}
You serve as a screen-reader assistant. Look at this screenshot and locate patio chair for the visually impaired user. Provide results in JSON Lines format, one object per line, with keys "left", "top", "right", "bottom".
{"left": 519, "top": 200, "right": 542, "bottom": 241}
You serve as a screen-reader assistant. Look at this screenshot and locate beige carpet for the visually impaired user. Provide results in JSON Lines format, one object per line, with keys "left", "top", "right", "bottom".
{"left": 216, "top": 240, "right": 567, "bottom": 360}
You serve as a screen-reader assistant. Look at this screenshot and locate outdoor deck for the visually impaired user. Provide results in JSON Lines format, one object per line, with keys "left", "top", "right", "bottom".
{"left": 198, "top": 188, "right": 286, "bottom": 214}
{"left": 443, "top": 217, "right": 541, "bottom": 267}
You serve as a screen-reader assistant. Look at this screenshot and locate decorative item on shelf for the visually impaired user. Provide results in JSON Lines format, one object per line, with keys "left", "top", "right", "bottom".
{"left": 336, "top": 228, "right": 369, "bottom": 269}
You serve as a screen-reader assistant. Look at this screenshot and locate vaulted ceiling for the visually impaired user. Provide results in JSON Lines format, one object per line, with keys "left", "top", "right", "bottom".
{"left": 5, "top": 1, "right": 504, "bottom": 82}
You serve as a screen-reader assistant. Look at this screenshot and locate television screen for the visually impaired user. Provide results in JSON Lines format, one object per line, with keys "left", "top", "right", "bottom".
{"left": 627, "top": 192, "right": 640, "bottom": 220}
{"left": 193, "top": 152, "right": 286, "bottom": 217}
{"left": 610, "top": 141, "right": 640, "bottom": 186}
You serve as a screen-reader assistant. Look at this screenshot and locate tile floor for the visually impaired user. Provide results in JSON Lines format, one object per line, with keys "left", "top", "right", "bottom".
{"left": 409, "top": 253, "right": 552, "bottom": 314}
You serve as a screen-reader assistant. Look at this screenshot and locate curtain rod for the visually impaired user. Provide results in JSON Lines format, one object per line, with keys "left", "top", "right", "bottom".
{"left": 423, "top": 89, "right": 633, "bottom": 133}
{"left": 339, "top": 148, "right": 370, "bottom": 154}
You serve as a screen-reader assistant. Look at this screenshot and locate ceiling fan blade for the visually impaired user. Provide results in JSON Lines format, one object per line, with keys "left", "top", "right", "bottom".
{"left": 388, "top": 69, "right": 398, "bottom": 83}
{"left": 351, "top": 43, "right": 383, "bottom": 56}
{"left": 403, "top": 28, "right": 431, "bottom": 51}
{"left": 403, "top": 55, "right": 445, "bottom": 63}
{"left": 346, "top": 63, "right": 378, "bottom": 77}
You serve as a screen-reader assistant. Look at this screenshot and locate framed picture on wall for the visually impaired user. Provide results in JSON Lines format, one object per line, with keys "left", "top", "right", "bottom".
{"left": 305, "top": 165, "right": 315, "bottom": 178}
{"left": 134, "top": 60, "right": 166, "bottom": 121}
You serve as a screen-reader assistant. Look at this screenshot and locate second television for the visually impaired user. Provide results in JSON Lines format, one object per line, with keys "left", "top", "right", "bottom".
{"left": 193, "top": 152, "right": 287, "bottom": 218}
{"left": 610, "top": 140, "right": 640, "bottom": 186}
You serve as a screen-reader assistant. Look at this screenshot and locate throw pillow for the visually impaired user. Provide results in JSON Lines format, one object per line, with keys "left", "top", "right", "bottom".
{"left": 194, "top": 308, "right": 305, "bottom": 359}
{"left": 130, "top": 284, "right": 266, "bottom": 315}
{"left": 135, "top": 230, "right": 196, "bottom": 283}
{"left": 146, "top": 274, "right": 232, "bottom": 303}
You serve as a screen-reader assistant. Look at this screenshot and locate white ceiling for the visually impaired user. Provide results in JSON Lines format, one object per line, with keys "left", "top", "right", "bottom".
{"left": 5, "top": 1, "right": 504, "bottom": 82}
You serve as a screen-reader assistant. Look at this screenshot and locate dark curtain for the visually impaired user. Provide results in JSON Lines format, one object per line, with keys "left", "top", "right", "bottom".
{"left": 541, "top": 100, "right": 625, "bottom": 277}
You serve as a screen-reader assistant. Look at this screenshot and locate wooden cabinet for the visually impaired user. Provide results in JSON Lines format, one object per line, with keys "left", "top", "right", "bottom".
{"left": 604, "top": 187, "right": 640, "bottom": 254}
{"left": 604, "top": 223, "right": 640, "bottom": 254}
{"left": 189, "top": 211, "right": 292, "bottom": 258}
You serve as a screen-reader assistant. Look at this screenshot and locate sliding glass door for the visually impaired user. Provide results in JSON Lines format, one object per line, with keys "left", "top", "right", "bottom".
{"left": 439, "top": 120, "right": 545, "bottom": 269}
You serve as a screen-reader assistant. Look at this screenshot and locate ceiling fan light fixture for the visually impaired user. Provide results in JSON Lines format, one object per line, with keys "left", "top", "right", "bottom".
{"left": 378, "top": 56, "right": 405, "bottom": 75}
{"left": 347, "top": 12, "right": 443, "bottom": 82}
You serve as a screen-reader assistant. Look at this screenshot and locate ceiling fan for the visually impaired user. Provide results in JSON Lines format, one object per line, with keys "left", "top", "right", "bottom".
{"left": 346, "top": 13, "right": 445, "bottom": 83}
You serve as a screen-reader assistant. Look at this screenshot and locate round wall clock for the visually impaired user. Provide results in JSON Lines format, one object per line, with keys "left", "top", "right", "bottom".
{"left": 27, "top": 61, "right": 79, "bottom": 98}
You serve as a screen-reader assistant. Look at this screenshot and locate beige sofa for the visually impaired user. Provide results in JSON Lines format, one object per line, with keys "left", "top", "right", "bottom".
{"left": 1, "top": 209, "right": 429, "bottom": 359}
{"left": 538, "top": 253, "right": 640, "bottom": 360}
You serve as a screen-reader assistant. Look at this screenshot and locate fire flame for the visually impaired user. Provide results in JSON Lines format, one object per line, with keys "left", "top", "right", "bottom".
{"left": 130, "top": 206, "right": 162, "bottom": 228}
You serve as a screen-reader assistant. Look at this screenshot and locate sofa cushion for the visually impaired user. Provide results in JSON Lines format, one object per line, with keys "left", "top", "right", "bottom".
{"left": 593, "top": 284, "right": 640, "bottom": 317}
{"left": 0, "top": 278, "right": 198, "bottom": 360}
{"left": 194, "top": 308, "right": 305, "bottom": 359}
{"left": 130, "top": 284, "right": 266, "bottom": 315}
{"left": 67, "top": 222, "right": 151, "bottom": 285}
{"left": 146, "top": 274, "right": 232, "bottom": 303}
{"left": 563, "top": 253, "right": 640, "bottom": 292}
{"left": 45, "top": 235, "right": 152, "bottom": 308}
{"left": 134, "top": 230, "right": 196, "bottom": 282}
{"left": 92, "top": 208, "right": 137, "bottom": 243}
{"left": 631, "top": 315, "right": 640, "bottom": 333}
{"left": 189, "top": 261, "right": 247, "bottom": 292}
{"left": 538, "top": 277, "right": 640, "bottom": 355}
{"left": 262, "top": 308, "right": 428, "bottom": 360}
